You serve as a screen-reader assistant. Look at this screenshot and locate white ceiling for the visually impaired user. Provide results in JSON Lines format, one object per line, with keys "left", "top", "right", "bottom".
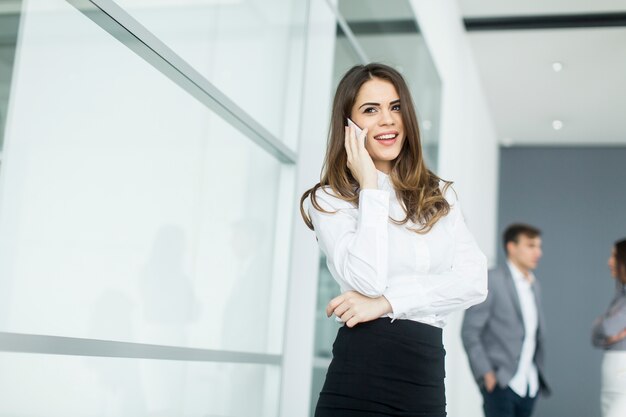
{"left": 0, "top": 0, "right": 625, "bottom": 147}
{"left": 459, "top": 0, "right": 626, "bottom": 145}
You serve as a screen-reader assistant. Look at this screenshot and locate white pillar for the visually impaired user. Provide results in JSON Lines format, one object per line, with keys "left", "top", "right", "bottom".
{"left": 278, "top": 1, "right": 337, "bottom": 416}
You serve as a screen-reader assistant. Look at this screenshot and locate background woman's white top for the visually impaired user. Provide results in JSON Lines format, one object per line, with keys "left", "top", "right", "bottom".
{"left": 307, "top": 171, "right": 488, "bottom": 328}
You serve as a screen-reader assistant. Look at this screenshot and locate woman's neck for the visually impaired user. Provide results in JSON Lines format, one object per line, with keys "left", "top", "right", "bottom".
{"left": 374, "top": 162, "right": 391, "bottom": 174}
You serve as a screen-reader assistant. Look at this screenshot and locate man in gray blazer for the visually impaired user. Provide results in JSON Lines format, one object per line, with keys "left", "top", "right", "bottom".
{"left": 462, "top": 224, "right": 551, "bottom": 417}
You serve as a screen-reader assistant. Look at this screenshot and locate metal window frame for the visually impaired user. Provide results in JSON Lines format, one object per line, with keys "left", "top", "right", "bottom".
{"left": 0, "top": 332, "right": 281, "bottom": 364}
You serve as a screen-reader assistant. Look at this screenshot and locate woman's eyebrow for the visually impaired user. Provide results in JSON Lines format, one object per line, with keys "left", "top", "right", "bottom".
{"left": 358, "top": 99, "right": 400, "bottom": 109}
{"left": 358, "top": 102, "right": 379, "bottom": 109}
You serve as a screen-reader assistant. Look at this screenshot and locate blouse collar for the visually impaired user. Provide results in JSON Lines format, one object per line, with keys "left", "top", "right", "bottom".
{"left": 377, "top": 170, "right": 392, "bottom": 191}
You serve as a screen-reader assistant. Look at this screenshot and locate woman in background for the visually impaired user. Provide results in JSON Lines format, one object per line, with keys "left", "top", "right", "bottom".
{"left": 592, "top": 238, "right": 626, "bottom": 417}
{"left": 300, "top": 63, "right": 488, "bottom": 417}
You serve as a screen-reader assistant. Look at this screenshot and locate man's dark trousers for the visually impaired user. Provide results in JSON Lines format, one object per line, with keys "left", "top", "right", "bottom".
{"left": 481, "top": 385, "right": 537, "bottom": 417}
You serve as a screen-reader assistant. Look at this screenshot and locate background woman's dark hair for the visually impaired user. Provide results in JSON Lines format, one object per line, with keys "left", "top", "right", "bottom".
{"left": 614, "top": 238, "right": 626, "bottom": 279}
{"left": 300, "top": 63, "right": 451, "bottom": 233}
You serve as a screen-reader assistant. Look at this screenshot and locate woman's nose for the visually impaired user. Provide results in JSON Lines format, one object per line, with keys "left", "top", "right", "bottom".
{"left": 379, "top": 110, "right": 394, "bottom": 125}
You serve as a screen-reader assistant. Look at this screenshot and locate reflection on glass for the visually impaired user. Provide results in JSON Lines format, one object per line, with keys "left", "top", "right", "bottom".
{"left": 0, "top": 351, "right": 280, "bottom": 416}
{"left": 112, "top": 0, "right": 308, "bottom": 146}
{"left": 0, "top": 0, "right": 288, "bottom": 354}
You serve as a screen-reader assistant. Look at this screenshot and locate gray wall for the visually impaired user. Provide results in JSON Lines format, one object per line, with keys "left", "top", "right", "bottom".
{"left": 498, "top": 146, "right": 626, "bottom": 417}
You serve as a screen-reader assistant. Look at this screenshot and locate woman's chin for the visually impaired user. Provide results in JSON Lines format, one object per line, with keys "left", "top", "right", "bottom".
{"left": 371, "top": 151, "right": 401, "bottom": 162}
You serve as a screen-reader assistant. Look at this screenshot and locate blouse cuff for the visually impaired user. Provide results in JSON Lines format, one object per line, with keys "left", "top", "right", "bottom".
{"left": 384, "top": 283, "right": 426, "bottom": 320}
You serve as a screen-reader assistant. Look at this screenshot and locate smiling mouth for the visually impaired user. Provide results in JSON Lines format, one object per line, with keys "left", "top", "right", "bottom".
{"left": 374, "top": 133, "right": 398, "bottom": 141}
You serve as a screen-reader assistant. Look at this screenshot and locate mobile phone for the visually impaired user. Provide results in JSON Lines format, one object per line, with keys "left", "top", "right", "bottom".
{"left": 346, "top": 118, "right": 364, "bottom": 138}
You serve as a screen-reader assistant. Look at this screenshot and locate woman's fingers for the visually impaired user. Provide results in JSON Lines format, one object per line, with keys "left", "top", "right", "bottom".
{"left": 340, "top": 308, "right": 356, "bottom": 324}
{"left": 345, "top": 125, "right": 374, "bottom": 185}
{"left": 327, "top": 293, "right": 352, "bottom": 318}
{"left": 344, "top": 126, "right": 353, "bottom": 164}
{"left": 333, "top": 302, "right": 350, "bottom": 318}
{"left": 345, "top": 316, "right": 360, "bottom": 328}
{"left": 327, "top": 291, "right": 392, "bottom": 328}
{"left": 348, "top": 125, "right": 358, "bottom": 161}
{"left": 326, "top": 294, "right": 345, "bottom": 317}
{"left": 331, "top": 291, "right": 362, "bottom": 324}
{"left": 357, "top": 127, "right": 368, "bottom": 149}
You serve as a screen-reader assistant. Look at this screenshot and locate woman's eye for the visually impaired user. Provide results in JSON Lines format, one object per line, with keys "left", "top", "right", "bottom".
{"left": 363, "top": 107, "right": 376, "bottom": 113}
{"left": 392, "top": 104, "right": 401, "bottom": 111}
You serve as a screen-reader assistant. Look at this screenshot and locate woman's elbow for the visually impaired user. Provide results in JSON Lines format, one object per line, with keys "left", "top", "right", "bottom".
{"left": 474, "top": 254, "right": 489, "bottom": 301}
{"left": 475, "top": 287, "right": 488, "bottom": 305}
{"left": 591, "top": 337, "right": 605, "bottom": 348}
{"left": 465, "top": 266, "right": 488, "bottom": 306}
{"left": 466, "top": 282, "right": 488, "bottom": 307}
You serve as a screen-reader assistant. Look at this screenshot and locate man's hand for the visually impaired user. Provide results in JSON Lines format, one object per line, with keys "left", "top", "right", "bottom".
{"left": 326, "top": 290, "right": 392, "bottom": 328}
{"left": 483, "top": 371, "right": 497, "bottom": 393}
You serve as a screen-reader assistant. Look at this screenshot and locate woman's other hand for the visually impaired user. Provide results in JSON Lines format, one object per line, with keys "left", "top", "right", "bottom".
{"left": 326, "top": 290, "right": 392, "bottom": 328}
{"left": 606, "top": 327, "right": 626, "bottom": 345}
{"left": 344, "top": 126, "right": 378, "bottom": 190}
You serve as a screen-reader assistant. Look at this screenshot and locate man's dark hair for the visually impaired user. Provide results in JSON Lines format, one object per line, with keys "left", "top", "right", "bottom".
{"left": 503, "top": 223, "right": 541, "bottom": 254}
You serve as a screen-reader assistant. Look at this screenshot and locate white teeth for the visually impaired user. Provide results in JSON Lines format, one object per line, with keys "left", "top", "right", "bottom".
{"left": 376, "top": 134, "right": 396, "bottom": 140}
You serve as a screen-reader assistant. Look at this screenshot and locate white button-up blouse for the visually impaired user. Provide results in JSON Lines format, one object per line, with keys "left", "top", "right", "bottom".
{"left": 306, "top": 171, "right": 488, "bottom": 328}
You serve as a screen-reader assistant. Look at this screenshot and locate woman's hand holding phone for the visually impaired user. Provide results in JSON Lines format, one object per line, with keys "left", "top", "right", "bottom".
{"left": 344, "top": 122, "right": 378, "bottom": 190}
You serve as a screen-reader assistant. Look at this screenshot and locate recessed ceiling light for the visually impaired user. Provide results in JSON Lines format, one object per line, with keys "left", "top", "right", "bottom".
{"left": 422, "top": 120, "right": 432, "bottom": 131}
{"left": 552, "top": 62, "right": 563, "bottom": 72}
{"left": 552, "top": 120, "right": 563, "bottom": 130}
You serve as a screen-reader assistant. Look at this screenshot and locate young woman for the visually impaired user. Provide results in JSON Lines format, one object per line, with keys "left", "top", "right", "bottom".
{"left": 300, "top": 63, "right": 488, "bottom": 417}
{"left": 592, "top": 238, "right": 626, "bottom": 417}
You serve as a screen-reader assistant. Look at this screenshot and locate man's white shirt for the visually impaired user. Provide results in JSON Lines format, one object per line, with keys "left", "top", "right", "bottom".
{"left": 507, "top": 261, "right": 540, "bottom": 398}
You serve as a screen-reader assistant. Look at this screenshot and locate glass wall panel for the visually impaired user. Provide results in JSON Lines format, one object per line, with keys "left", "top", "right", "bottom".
{"left": 0, "top": 0, "right": 289, "bottom": 354}
{"left": 0, "top": 8, "right": 21, "bottom": 170}
{"left": 0, "top": 351, "right": 280, "bottom": 416}
{"left": 111, "top": 0, "right": 308, "bottom": 147}
{"left": 331, "top": 33, "right": 362, "bottom": 90}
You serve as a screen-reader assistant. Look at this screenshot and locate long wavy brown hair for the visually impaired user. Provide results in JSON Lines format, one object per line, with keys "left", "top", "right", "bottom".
{"left": 300, "top": 63, "right": 451, "bottom": 233}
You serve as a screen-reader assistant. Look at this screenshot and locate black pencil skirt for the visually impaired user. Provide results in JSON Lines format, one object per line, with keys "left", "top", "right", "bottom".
{"left": 314, "top": 318, "right": 446, "bottom": 417}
